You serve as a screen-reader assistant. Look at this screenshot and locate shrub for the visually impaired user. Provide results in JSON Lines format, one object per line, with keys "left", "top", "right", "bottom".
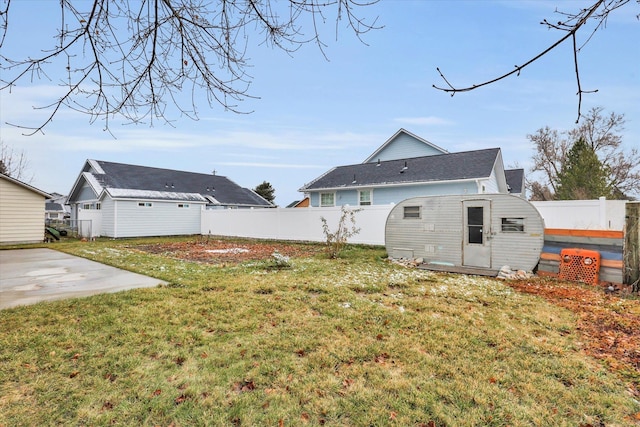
{"left": 320, "top": 206, "right": 361, "bottom": 258}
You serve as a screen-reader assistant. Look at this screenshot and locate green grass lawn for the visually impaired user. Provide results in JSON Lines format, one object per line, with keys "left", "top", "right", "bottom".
{"left": 1, "top": 237, "right": 639, "bottom": 426}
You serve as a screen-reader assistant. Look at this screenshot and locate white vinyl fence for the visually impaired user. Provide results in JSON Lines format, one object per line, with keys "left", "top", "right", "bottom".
{"left": 200, "top": 198, "right": 629, "bottom": 246}
{"left": 78, "top": 209, "right": 103, "bottom": 238}
{"left": 201, "top": 205, "right": 394, "bottom": 245}
{"left": 531, "top": 197, "right": 627, "bottom": 230}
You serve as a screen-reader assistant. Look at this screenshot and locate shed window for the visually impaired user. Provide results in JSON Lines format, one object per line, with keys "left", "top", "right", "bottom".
{"left": 403, "top": 206, "right": 421, "bottom": 219}
{"left": 359, "top": 190, "right": 371, "bottom": 206}
{"left": 178, "top": 203, "right": 190, "bottom": 208}
{"left": 138, "top": 202, "right": 153, "bottom": 207}
{"left": 501, "top": 218, "right": 524, "bottom": 232}
{"left": 320, "top": 193, "right": 335, "bottom": 207}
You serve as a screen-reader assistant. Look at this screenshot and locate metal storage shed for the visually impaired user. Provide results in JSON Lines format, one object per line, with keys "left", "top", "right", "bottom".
{"left": 385, "top": 194, "right": 545, "bottom": 274}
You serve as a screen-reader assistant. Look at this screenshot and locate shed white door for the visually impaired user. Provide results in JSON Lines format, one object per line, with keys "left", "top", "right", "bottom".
{"left": 463, "top": 200, "right": 491, "bottom": 268}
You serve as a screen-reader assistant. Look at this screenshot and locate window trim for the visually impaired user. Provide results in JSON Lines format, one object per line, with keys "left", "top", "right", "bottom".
{"left": 501, "top": 217, "right": 525, "bottom": 232}
{"left": 320, "top": 192, "right": 335, "bottom": 207}
{"left": 177, "top": 203, "right": 190, "bottom": 208}
{"left": 138, "top": 202, "right": 153, "bottom": 208}
{"left": 358, "top": 189, "right": 372, "bottom": 206}
{"left": 403, "top": 205, "right": 421, "bottom": 219}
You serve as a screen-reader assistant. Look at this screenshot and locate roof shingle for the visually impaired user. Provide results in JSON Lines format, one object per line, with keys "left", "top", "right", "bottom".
{"left": 90, "top": 160, "right": 271, "bottom": 207}
{"left": 301, "top": 148, "right": 500, "bottom": 190}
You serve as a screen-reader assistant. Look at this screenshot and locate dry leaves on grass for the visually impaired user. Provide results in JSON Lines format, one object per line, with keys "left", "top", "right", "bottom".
{"left": 507, "top": 279, "right": 640, "bottom": 396}
{"left": 135, "top": 240, "right": 322, "bottom": 264}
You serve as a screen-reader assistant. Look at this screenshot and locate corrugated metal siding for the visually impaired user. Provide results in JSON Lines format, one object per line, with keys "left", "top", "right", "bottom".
{"left": 486, "top": 196, "right": 545, "bottom": 270}
{"left": 369, "top": 133, "right": 444, "bottom": 162}
{"left": 385, "top": 195, "right": 544, "bottom": 272}
{"left": 0, "top": 178, "right": 46, "bottom": 244}
{"left": 111, "top": 200, "right": 203, "bottom": 238}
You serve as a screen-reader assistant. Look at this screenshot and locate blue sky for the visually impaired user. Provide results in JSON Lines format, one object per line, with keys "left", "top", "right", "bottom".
{"left": 1, "top": 1, "right": 638, "bottom": 205}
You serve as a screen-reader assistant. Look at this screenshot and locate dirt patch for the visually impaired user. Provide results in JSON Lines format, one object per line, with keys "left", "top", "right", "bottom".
{"left": 134, "top": 239, "right": 324, "bottom": 265}
{"left": 507, "top": 279, "right": 640, "bottom": 397}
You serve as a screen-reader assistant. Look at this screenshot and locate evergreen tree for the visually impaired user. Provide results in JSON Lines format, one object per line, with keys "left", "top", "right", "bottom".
{"left": 254, "top": 181, "right": 275, "bottom": 204}
{"left": 555, "top": 138, "right": 612, "bottom": 200}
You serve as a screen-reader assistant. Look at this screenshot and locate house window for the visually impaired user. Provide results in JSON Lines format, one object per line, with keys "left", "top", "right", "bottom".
{"left": 82, "top": 203, "right": 92, "bottom": 210}
{"left": 49, "top": 213, "right": 59, "bottom": 219}
{"left": 403, "top": 206, "right": 421, "bottom": 219}
{"left": 501, "top": 218, "right": 524, "bottom": 232}
{"left": 96, "top": 203, "right": 101, "bottom": 210}
{"left": 178, "top": 203, "right": 190, "bottom": 208}
{"left": 138, "top": 202, "right": 153, "bottom": 207}
{"left": 320, "top": 193, "right": 335, "bottom": 207}
{"left": 359, "top": 190, "right": 372, "bottom": 206}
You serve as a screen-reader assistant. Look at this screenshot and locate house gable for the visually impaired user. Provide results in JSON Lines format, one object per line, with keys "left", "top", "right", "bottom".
{"left": 363, "top": 128, "right": 448, "bottom": 163}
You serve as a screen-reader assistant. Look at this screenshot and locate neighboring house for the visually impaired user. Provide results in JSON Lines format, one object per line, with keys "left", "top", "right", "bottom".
{"left": 299, "top": 129, "right": 514, "bottom": 207}
{"left": 46, "top": 192, "right": 71, "bottom": 220}
{"left": 67, "top": 160, "right": 273, "bottom": 238}
{"left": 45, "top": 202, "right": 66, "bottom": 220}
{"left": 0, "top": 173, "right": 51, "bottom": 244}
{"left": 505, "top": 168, "right": 525, "bottom": 198}
{"left": 286, "top": 197, "right": 310, "bottom": 208}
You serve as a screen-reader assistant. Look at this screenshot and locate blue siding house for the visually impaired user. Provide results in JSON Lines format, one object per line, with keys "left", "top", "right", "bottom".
{"left": 299, "top": 129, "right": 521, "bottom": 207}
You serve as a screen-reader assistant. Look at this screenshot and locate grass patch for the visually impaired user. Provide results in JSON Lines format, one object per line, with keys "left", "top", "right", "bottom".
{"left": 1, "top": 237, "right": 639, "bottom": 426}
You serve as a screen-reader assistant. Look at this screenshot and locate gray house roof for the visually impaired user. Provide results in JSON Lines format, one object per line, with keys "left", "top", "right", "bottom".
{"left": 301, "top": 148, "right": 502, "bottom": 191}
{"left": 45, "top": 202, "right": 65, "bottom": 211}
{"left": 505, "top": 168, "right": 525, "bottom": 195}
{"left": 70, "top": 160, "right": 272, "bottom": 207}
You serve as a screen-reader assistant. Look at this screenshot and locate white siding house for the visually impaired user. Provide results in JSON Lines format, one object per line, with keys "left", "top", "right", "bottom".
{"left": 67, "top": 160, "right": 273, "bottom": 238}
{"left": 0, "top": 173, "right": 51, "bottom": 245}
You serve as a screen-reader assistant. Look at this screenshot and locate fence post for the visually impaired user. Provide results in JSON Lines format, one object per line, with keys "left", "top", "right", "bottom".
{"left": 599, "top": 197, "right": 607, "bottom": 229}
{"left": 625, "top": 202, "right": 640, "bottom": 287}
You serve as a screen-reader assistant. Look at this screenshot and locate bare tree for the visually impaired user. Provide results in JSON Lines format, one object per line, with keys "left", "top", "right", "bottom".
{"left": 434, "top": 0, "right": 637, "bottom": 122}
{"left": 0, "top": 140, "right": 33, "bottom": 182}
{"left": 0, "top": 0, "right": 380, "bottom": 134}
{"left": 527, "top": 107, "right": 639, "bottom": 200}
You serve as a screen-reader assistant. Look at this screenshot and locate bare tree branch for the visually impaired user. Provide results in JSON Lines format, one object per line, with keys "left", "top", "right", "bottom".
{"left": 527, "top": 107, "right": 639, "bottom": 200}
{"left": 0, "top": 140, "right": 33, "bottom": 183}
{"left": 433, "top": 0, "right": 633, "bottom": 123}
{"left": 0, "top": 0, "right": 381, "bottom": 134}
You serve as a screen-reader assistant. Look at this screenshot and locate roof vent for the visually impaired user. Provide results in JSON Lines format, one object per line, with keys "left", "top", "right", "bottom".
{"left": 352, "top": 174, "right": 357, "bottom": 184}
{"left": 400, "top": 161, "right": 408, "bottom": 173}
{"left": 376, "top": 159, "right": 381, "bottom": 166}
